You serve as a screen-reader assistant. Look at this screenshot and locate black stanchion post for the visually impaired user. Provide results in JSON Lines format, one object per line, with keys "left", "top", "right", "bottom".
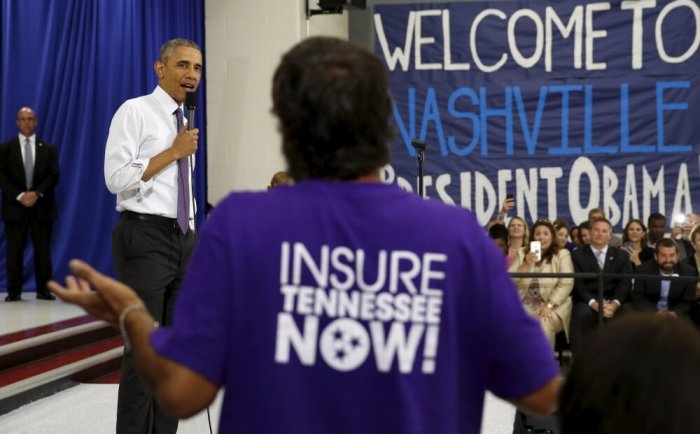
{"left": 411, "top": 139, "right": 427, "bottom": 198}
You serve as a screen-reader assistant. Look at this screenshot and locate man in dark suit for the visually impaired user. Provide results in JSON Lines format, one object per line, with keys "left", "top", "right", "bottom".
{"left": 632, "top": 238, "right": 696, "bottom": 317}
{"left": 0, "top": 107, "right": 59, "bottom": 301}
{"left": 570, "top": 218, "right": 633, "bottom": 353}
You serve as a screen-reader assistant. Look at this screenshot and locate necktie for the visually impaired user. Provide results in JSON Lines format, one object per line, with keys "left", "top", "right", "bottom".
{"left": 595, "top": 250, "right": 605, "bottom": 269}
{"left": 24, "top": 138, "right": 33, "bottom": 189}
{"left": 174, "top": 108, "right": 190, "bottom": 234}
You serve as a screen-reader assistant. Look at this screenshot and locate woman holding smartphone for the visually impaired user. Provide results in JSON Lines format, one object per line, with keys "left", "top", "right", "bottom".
{"left": 620, "top": 219, "right": 654, "bottom": 268}
{"left": 509, "top": 220, "right": 574, "bottom": 347}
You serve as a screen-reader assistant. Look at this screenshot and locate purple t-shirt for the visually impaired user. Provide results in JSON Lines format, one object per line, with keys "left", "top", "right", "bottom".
{"left": 151, "top": 180, "right": 557, "bottom": 433}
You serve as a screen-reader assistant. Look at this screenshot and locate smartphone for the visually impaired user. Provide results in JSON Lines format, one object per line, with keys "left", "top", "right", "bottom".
{"left": 623, "top": 241, "right": 633, "bottom": 250}
{"left": 504, "top": 193, "right": 515, "bottom": 210}
{"left": 530, "top": 241, "right": 542, "bottom": 261}
{"left": 674, "top": 214, "right": 686, "bottom": 224}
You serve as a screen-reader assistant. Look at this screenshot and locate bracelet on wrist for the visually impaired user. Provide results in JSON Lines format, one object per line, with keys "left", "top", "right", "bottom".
{"left": 118, "top": 304, "right": 158, "bottom": 352}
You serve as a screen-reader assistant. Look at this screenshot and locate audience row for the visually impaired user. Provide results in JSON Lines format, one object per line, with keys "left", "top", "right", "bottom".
{"left": 488, "top": 208, "right": 700, "bottom": 353}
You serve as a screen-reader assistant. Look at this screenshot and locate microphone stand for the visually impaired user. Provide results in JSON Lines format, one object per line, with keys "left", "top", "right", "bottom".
{"left": 186, "top": 97, "right": 197, "bottom": 232}
{"left": 411, "top": 139, "right": 427, "bottom": 198}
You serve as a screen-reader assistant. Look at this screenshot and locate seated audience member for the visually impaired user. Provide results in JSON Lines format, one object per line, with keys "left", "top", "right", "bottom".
{"left": 267, "top": 170, "right": 293, "bottom": 190}
{"left": 560, "top": 313, "right": 700, "bottom": 434}
{"left": 648, "top": 212, "right": 694, "bottom": 261}
{"left": 647, "top": 212, "right": 667, "bottom": 247}
{"left": 570, "top": 219, "right": 632, "bottom": 354}
{"left": 631, "top": 238, "right": 695, "bottom": 317}
{"left": 683, "top": 225, "right": 700, "bottom": 284}
{"left": 577, "top": 220, "right": 591, "bottom": 247}
{"left": 47, "top": 36, "right": 560, "bottom": 433}
{"left": 553, "top": 218, "right": 575, "bottom": 251}
{"left": 509, "top": 220, "right": 574, "bottom": 347}
{"left": 488, "top": 223, "right": 509, "bottom": 258}
{"left": 671, "top": 214, "right": 695, "bottom": 261}
{"left": 587, "top": 208, "right": 621, "bottom": 247}
{"left": 507, "top": 216, "right": 529, "bottom": 261}
{"left": 569, "top": 225, "right": 581, "bottom": 249}
{"left": 685, "top": 225, "right": 700, "bottom": 326}
{"left": 619, "top": 219, "right": 654, "bottom": 268}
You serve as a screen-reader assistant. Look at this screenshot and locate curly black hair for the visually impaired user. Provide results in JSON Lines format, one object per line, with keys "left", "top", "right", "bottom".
{"left": 272, "top": 37, "right": 393, "bottom": 181}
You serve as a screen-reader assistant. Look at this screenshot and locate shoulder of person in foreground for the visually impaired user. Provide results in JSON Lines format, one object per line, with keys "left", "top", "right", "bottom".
{"left": 560, "top": 313, "right": 700, "bottom": 434}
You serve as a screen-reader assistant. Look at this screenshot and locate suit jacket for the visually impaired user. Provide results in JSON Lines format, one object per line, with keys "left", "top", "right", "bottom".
{"left": 632, "top": 261, "right": 696, "bottom": 316}
{"left": 0, "top": 137, "right": 59, "bottom": 221}
{"left": 571, "top": 245, "right": 632, "bottom": 304}
{"left": 677, "top": 238, "right": 696, "bottom": 261}
{"left": 682, "top": 255, "right": 700, "bottom": 277}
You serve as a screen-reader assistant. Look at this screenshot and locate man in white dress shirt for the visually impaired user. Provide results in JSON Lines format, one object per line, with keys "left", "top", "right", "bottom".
{"left": 103, "top": 38, "right": 201, "bottom": 434}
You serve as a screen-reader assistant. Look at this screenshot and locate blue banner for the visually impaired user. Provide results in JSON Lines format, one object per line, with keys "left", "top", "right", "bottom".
{"left": 374, "top": 0, "right": 700, "bottom": 230}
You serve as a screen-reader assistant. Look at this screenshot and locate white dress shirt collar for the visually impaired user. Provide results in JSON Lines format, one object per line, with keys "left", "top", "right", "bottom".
{"left": 153, "top": 85, "right": 184, "bottom": 121}
{"left": 18, "top": 133, "right": 36, "bottom": 143}
{"left": 591, "top": 245, "right": 608, "bottom": 257}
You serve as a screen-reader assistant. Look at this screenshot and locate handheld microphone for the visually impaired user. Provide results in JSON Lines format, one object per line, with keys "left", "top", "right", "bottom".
{"left": 185, "top": 91, "right": 197, "bottom": 130}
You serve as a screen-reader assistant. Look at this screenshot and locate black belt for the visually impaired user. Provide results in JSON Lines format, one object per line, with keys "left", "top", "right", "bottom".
{"left": 122, "top": 211, "right": 180, "bottom": 230}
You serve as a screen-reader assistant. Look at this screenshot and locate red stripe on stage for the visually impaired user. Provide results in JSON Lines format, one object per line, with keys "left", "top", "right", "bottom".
{"left": 0, "top": 315, "right": 97, "bottom": 346}
{"left": 0, "top": 336, "right": 123, "bottom": 387}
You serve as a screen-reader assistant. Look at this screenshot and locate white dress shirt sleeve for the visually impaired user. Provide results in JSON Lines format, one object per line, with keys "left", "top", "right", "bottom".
{"left": 104, "top": 102, "right": 153, "bottom": 196}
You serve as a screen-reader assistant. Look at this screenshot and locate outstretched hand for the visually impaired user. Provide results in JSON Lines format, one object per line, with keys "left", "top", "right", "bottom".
{"left": 47, "top": 259, "right": 144, "bottom": 326}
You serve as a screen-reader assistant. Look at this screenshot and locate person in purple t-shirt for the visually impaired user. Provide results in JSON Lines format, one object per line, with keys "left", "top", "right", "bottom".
{"left": 48, "top": 36, "right": 559, "bottom": 433}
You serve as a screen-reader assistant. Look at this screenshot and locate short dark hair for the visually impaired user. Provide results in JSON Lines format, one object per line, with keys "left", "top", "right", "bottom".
{"left": 488, "top": 223, "right": 508, "bottom": 242}
{"left": 654, "top": 237, "right": 678, "bottom": 254}
{"left": 587, "top": 208, "right": 605, "bottom": 221}
{"left": 159, "top": 38, "right": 201, "bottom": 63}
{"left": 648, "top": 212, "right": 666, "bottom": 225}
{"left": 590, "top": 218, "right": 612, "bottom": 230}
{"left": 560, "top": 314, "right": 700, "bottom": 434}
{"left": 272, "top": 37, "right": 393, "bottom": 181}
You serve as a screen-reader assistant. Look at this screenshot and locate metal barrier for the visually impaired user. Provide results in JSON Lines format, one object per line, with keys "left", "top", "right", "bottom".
{"left": 509, "top": 270, "right": 700, "bottom": 326}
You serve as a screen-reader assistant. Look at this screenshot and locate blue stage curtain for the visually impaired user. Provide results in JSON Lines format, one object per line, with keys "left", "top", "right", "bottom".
{"left": 0, "top": 0, "right": 207, "bottom": 289}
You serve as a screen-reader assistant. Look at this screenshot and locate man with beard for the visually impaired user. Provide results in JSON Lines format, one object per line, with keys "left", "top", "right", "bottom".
{"left": 632, "top": 238, "right": 696, "bottom": 317}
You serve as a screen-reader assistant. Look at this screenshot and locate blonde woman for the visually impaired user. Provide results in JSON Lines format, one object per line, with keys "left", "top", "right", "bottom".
{"left": 507, "top": 216, "right": 529, "bottom": 262}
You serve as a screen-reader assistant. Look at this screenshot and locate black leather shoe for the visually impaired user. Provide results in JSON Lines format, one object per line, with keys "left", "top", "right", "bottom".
{"left": 36, "top": 292, "right": 56, "bottom": 301}
{"left": 5, "top": 294, "right": 21, "bottom": 302}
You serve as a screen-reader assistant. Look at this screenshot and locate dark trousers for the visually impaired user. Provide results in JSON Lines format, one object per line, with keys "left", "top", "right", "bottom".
{"left": 570, "top": 300, "right": 632, "bottom": 355}
{"left": 112, "top": 214, "right": 195, "bottom": 434}
{"left": 4, "top": 217, "right": 53, "bottom": 296}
